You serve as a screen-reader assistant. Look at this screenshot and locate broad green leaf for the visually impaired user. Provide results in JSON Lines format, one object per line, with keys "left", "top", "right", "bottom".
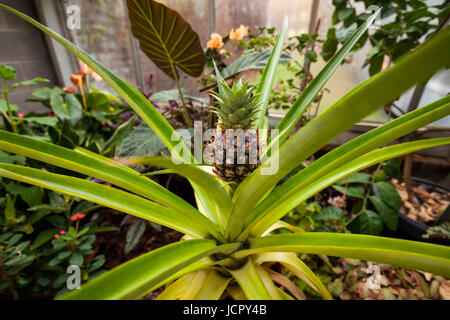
{"left": 0, "top": 150, "right": 25, "bottom": 164}
{"left": 86, "top": 92, "right": 110, "bottom": 111}
{"left": 50, "top": 93, "right": 82, "bottom": 125}
{"left": 337, "top": 8, "right": 355, "bottom": 22}
{"left": 11, "top": 77, "right": 49, "bottom": 90}
{"left": 370, "top": 195, "right": 399, "bottom": 231}
{"left": 7, "top": 183, "right": 42, "bottom": 207}
{"left": 220, "top": 50, "right": 293, "bottom": 80}
{"left": 314, "top": 206, "right": 345, "bottom": 222}
{"left": 248, "top": 138, "right": 450, "bottom": 237}
{"left": 253, "top": 16, "right": 288, "bottom": 129}
{"left": 347, "top": 210, "right": 383, "bottom": 235}
{"left": 58, "top": 240, "right": 234, "bottom": 300}
{"left": 88, "top": 85, "right": 121, "bottom": 103}
{"left": 337, "top": 172, "right": 372, "bottom": 185}
{"left": 235, "top": 233, "right": 450, "bottom": 277}
{"left": 70, "top": 252, "right": 84, "bottom": 266}
{"left": 31, "top": 228, "right": 59, "bottom": 250}
{"left": 150, "top": 88, "right": 189, "bottom": 102}
{"left": 0, "top": 164, "right": 210, "bottom": 238}
{"left": 274, "top": 10, "right": 380, "bottom": 148}
{"left": 375, "top": 181, "right": 402, "bottom": 211}
{"left": 30, "top": 87, "right": 64, "bottom": 101}
{"left": 102, "top": 115, "right": 137, "bottom": 156}
{"left": 230, "top": 28, "right": 450, "bottom": 240}
{"left": 126, "top": 0, "right": 205, "bottom": 79}
{"left": 0, "top": 65, "right": 16, "bottom": 80}
{"left": 117, "top": 122, "right": 168, "bottom": 158}
{"left": 17, "top": 116, "right": 58, "bottom": 127}
{"left": 0, "top": 101, "right": 19, "bottom": 113}
{"left": 332, "top": 184, "right": 365, "bottom": 199}
{"left": 0, "top": 4, "right": 192, "bottom": 162}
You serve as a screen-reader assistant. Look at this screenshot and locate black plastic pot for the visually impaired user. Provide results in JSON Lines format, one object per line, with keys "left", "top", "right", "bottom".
{"left": 377, "top": 177, "right": 449, "bottom": 245}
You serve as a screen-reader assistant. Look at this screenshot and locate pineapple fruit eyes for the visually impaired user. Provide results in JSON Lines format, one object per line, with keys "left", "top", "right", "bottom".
{"left": 206, "top": 80, "right": 264, "bottom": 183}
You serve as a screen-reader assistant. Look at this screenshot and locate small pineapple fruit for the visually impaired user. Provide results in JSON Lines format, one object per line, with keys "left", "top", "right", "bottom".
{"left": 206, "top": 80, "right": 262, "bottom": 183}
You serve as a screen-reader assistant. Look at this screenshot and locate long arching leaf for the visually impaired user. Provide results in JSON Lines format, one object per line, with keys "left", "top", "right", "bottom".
{"left": 255, "top": 252, "right": 332, "bottom": 300}
{"left": 253, "top": 16, "right": 288, "bottom": 129}
{"left": 273, "top": 9, "right": 380, "bottom": 146}
{"left": 59, "top": 240, "right": 224, "bottom": 300}
{"left": 228, "top": 259, "right": 274, "bottom": 300}
{"left": 234, "top": 232, "right": 450, "bottom": 277}
{"left": 127, "top": 0, "right": 205, "bottom": 79}
{"left": 0, "top": 164, "right": 209, "bottom": 239}
{"left": 244, "top": 98, "right": 450, "bottom": 237}
{"left": 228, "top": 27, "right": 450, "bottom": 240}
{"left": 0, "top": 130, "right": 199, "bottom": 220}
{"left": 248, "top": 138, "right": 450, "bottom": 237}
{"left": 234, "top": 233, "right": 450, "bottom": 278}
{"left": 119, "top": 156, "right": 233, "bottom": 226}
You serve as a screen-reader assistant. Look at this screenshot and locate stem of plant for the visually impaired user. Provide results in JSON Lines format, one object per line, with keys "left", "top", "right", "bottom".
{"left": 170, "top": 62, "right": 192, "bottom": 127}
{"left": 344, "top": 162, "right": 384, "bottom": 229}
{"left": 79, "top": 83, "right": 87, "bottom": 110}
{"left": 2, "top": 80, "right": 18, "bottom": 134}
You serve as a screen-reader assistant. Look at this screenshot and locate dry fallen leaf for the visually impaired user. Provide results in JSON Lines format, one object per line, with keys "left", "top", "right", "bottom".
{"left": 439, "top": 280, "right": 450, "bottom": 300}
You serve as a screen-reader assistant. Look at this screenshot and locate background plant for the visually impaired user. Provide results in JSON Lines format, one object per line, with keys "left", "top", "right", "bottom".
{"left": 0, "top": 66, "right": 126, "bottom": 299}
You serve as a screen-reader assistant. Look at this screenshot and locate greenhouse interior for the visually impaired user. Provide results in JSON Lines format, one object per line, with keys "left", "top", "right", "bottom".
{"left": 0, "top": 0, "right": 449, "bottom": 304}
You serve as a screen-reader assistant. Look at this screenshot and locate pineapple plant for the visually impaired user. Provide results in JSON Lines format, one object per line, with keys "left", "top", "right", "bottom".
{"left": 206, "top": 80, "right": 263, "bottom": 183}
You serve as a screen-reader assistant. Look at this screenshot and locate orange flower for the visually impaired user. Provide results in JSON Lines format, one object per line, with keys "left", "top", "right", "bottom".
{"left": 71, "top": 72, "right": 85, "bottom": 87}
{"left": 207, "top": 33, "right": 224, "bottom": 50}
{"left": 229, "top": 24, "right": 249, "bottom": 41}
{"left": 78, "top": 60, "right": 102, "bottom": 82}
{"left": 63, "top": 86, "right": 77, "bottom": 93}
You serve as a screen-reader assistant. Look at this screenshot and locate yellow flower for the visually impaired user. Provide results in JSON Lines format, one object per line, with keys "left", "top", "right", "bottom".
{"left": 229, "top": 24, "right": 249, "bottom": 41}
{"left": 207, "top": 33, "right": 224, "bottom": 50}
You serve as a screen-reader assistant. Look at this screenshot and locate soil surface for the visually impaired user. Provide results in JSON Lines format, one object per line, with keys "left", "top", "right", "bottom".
{"left": 94, "top": 210, "right": 183, "bottom": 270}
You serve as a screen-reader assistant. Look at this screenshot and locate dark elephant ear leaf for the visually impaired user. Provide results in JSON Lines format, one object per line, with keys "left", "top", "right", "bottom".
{"left": 127, "top": 0, "right": 205, "bottom": 79}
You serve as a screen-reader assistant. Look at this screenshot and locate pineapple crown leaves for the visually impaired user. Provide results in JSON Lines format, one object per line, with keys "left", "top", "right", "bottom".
{"left": 210, "top": 79, "right": 263, "bottom": 130}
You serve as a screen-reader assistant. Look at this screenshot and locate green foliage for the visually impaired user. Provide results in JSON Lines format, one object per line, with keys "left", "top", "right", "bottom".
{"left": 220, "top": 50, "right": 293, "bottom": 80}
{"left": 0, "top": 65, "right": 127, "bottom": 298}
{"left": 126, "top": 0, "right": 205, "bottom": 79}
{"left": 331, "top": 169, "right": 403, "bottom": 235}
{"left": 0, "top": 4, "right": 449, "bottom": 301}
{"left": 326, "top": 0, "right": 448, "bottom": 75}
